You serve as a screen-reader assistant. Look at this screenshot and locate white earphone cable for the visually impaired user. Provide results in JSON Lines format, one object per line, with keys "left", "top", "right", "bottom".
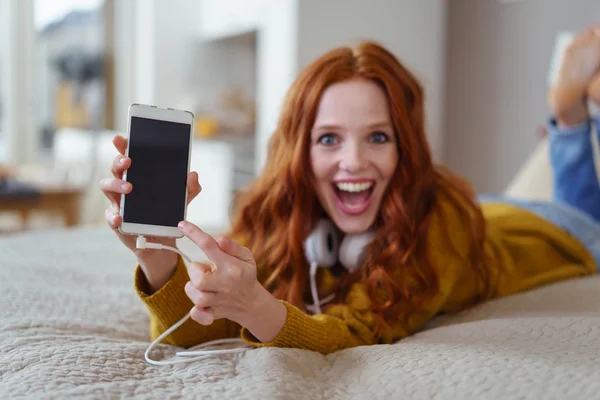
{"left": 309, "top": 261, "right": 322, "bottom": 315}
{"left": 306, "top": 261, "right": 335, "bottom": 315}
{"left": 136, "top": 236, "right": 249, "bottom": 366}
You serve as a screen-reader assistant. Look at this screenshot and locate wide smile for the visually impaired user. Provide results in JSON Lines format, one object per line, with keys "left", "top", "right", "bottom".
{"left": 332, "top": 180, "right": 375, "bottom": 216}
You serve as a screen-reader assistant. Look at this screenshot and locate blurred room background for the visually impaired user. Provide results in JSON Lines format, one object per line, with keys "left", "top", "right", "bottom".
{"left": 0, "top": 0, "right": 598, "bottom": 234}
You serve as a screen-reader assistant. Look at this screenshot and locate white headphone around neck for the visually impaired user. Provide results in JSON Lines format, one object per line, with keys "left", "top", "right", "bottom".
{"left": 303, "top": 219, "right": 375, "bottom": 314}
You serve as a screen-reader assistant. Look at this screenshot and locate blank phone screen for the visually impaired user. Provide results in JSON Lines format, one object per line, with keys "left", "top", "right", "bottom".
{"left": 123, "top": 116, "right": 191, "bottom": 227}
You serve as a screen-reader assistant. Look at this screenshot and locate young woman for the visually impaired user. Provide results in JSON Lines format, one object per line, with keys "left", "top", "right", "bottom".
{"left": 101, "top": 27, "right": 600, "bottom": 354}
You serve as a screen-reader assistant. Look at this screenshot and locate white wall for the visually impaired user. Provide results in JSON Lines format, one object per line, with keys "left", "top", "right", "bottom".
{"left": 190, "top": 35, "right": 257, "bottom": 114}
{"left": 296, "top": 0, "right": 448, "bottom": 163}
{"left": 254, "top": 0, "right": 298, "bottom": 171}
{"left": 444, "top": 0, "right": 600, "bottom": 194}
{"left": 0, "top": 0, "right": 36, "bottom": 163}
{"left": 132, "top": 0, "right": 155, "bottom": 107}
{"left": 0, "top": 0, "right": 6, "bottom": 161}
{"left": 113, "top": 0, "right": 135, "bottom": 133}
{"left": 114, "top": 0, "right": 201, "bottom": 125}
{"left": 152, "top": 0, "right": 200, "bottom": 109}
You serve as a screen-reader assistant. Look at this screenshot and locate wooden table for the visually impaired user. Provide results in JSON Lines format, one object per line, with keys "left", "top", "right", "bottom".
{"left": 0, "top": 165, "right": 84, "bottom": 229}
{"left": 0, "top": 184, "right": 82, "bottom": 227}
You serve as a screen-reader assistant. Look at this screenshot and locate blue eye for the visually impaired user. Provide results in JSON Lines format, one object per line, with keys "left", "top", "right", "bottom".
{"left": 370, "top": 131, "right": 390, "bottom": 143}
{"left": 318, "top": 133, "right": 338, "bottom": 145}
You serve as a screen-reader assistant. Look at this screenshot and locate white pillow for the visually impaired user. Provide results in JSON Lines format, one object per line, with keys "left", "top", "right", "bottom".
{"left": 504, "top": 139, "right": 553, "bottom": 201}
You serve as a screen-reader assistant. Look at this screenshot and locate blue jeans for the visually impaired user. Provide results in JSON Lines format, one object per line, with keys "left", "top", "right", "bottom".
{"left": 480, "top": 116, "right": 600, "bottom": 270}
{"left": 550, "top": 118, "right": 600, "bottom": 222}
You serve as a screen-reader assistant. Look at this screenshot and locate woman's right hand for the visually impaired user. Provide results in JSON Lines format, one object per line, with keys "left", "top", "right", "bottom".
{"left": 549, "top": 25, "right": 600, "bottom": 126}
{"left": 100, "top": 134, "right": 202, "bottom": 292}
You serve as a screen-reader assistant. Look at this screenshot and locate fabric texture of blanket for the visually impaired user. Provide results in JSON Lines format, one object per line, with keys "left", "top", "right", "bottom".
{"left": 1, "top": 226, "right": 599, "bottom": 399}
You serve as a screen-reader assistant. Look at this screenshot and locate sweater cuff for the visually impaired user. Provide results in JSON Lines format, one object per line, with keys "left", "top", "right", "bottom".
{"left": 134, "top": 255, "right": 194, "bottom": 325}
{"left": 239, "top": 301, "right": 346, "bottom": 353}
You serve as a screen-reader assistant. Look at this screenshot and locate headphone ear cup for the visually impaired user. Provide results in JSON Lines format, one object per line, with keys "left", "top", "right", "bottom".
{"left": 303, "top": 219, "right": 339, "bottom": 267}
{"left": 339, "top": 230, "right": 376, "bottom": 271}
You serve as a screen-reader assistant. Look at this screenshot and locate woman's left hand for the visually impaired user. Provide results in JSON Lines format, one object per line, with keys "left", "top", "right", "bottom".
{"left": 178, "top": 221, "right": 287, "bottom": 341}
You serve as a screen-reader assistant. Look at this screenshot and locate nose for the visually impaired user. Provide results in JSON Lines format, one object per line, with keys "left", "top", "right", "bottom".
{"left": 338, "top": 140, "right": 367, "bottom": 173}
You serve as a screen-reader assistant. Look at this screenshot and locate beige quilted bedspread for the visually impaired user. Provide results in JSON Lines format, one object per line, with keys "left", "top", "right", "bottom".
{"left": 1, "top": 227, "right": 599, "bottom": 399}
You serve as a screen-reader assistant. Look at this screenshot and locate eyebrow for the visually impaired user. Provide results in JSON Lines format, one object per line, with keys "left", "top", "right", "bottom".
{"left": 312, "top": 121, "right": 393, "bottom": 131}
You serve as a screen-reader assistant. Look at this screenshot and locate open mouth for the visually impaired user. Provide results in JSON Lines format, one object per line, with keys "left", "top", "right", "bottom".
{"left": 332, "top": 181, "right": 375, "bottom": 215}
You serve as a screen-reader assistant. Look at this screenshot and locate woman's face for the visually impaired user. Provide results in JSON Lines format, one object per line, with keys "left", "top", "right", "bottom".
{"left": 310, "top": 78, "right": 399, "bottom": 234}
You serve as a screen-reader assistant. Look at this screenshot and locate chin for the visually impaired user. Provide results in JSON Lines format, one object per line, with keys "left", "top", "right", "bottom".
{"left": 331, "top": 213, "right": 377, "bottom": 234}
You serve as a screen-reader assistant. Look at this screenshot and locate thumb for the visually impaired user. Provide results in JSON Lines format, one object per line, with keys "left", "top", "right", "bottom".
{"left": 190, "top": 306, "right": 215, "bottom": 326}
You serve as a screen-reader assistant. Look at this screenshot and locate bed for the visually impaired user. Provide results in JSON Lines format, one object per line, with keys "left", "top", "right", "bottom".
{"left": 1, "top": 141, "right": 600, "bottom": 399}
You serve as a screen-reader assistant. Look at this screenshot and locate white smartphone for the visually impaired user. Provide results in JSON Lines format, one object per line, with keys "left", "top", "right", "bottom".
{"left": 118, "top": 104, "right": 194, "bottom": 238}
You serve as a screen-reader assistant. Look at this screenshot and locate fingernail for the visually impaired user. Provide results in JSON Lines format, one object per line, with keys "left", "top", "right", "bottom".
{"left": 120, "top": 157, "right": 127, "bottom": 164}
{"left": 121, "top": 183, "right": 130, "bottom": 191}
{"left": 112, "top": 214, "right": 118, "bottom": 224}
{"left": 178, "top": 221, "right": 187, "bottom": 230}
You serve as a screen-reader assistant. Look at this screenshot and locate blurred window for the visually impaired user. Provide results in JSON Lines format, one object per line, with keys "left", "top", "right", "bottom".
{"left": 34, "top": 0, "right": 112, "bottom": 158}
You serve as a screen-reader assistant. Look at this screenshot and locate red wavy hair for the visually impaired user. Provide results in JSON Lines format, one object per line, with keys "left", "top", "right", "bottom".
{"left": 229, "top": 41, "right": 491, "bottom": 339}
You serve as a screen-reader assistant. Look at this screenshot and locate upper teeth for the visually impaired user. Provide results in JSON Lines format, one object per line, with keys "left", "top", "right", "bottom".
{"left": 336, "top": 182, "right": 373, "bottom": 192}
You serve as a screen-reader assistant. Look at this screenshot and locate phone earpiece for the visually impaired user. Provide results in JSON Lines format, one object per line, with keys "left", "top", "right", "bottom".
{"left": 338, "top": 230, "right": 376, "bottom": 272}
{"left": 303, "top": 219, "right": 340, "bottom": 268}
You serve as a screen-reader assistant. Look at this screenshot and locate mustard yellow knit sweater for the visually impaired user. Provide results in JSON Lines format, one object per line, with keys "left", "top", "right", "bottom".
{"left": 134, "top": 201, "right": 596, "bottom": 354}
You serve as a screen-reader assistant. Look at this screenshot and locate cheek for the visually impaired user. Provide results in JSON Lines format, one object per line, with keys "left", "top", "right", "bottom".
{"left": 377, "top": 148, "right": 399, "bottom": 180}
{"left": 310, "top": 151, "right": 334, "bottom": 181}
{"left": 310, "top": 151, "right": 336, "bottom": 207}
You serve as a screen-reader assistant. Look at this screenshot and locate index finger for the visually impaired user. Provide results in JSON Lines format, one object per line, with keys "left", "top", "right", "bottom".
{"left": 178, "top": 221, "right": 233, "bottom": 267}
{"left": 113, "top": 135, "right": 128, "bottom": 155}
